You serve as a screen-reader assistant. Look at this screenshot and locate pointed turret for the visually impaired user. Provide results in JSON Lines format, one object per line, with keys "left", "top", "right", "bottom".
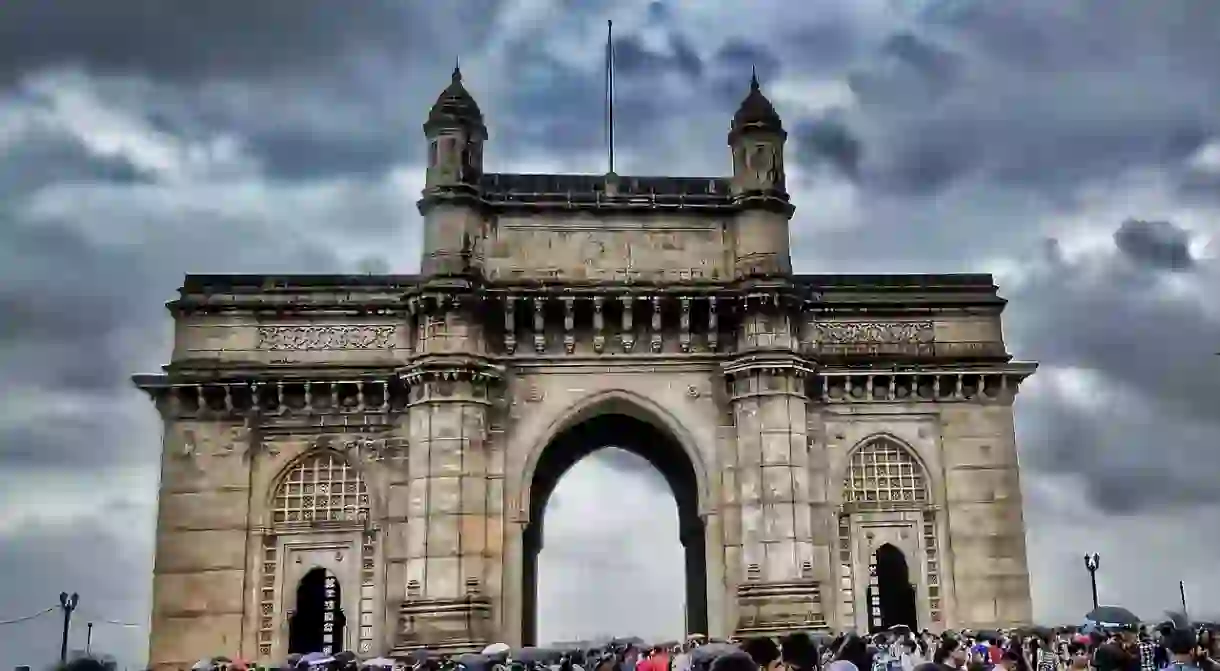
{"left": 425, "top": 65, "right": 486, "bottom": 137}
{"left": 419, "top": 65, "right": 488, "bottom": 278}
{"left": 730, "top": 69, "right": 784, "bottom": 140}
{"left": 727, "top": 71, "right": 793, "bottom": 279}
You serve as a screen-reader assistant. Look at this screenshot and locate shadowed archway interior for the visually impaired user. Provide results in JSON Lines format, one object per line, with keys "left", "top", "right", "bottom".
{"left": 522, "top": 412, "right": 707, "bottom": 645}
{"left": 288, "top": 567, "right": 347, "bottom": 654}
{"left": 873, "top": 543, "right": 917, "bottom": 632}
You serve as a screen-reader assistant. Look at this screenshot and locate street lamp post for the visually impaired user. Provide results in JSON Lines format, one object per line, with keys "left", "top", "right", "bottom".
{"left": 58, "top": 592, "right": 79, "bottom": 664}
{"left": 1084, "top": 553, "right": 1100, "bottom": 610}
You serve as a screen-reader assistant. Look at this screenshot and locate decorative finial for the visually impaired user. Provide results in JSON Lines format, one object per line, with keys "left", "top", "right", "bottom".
{"left": 750, "top": 65, "right": 759, "bottom": 91}
{"left": 452, "top": 58, "right": 462, "bottom": 83}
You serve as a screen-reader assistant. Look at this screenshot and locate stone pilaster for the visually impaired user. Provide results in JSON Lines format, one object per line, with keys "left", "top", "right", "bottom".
{"left": 392, "top": 353, "right": 504, "bottom": 653}
{"left": 723, "top": 353, "right": 824, "bottom": 635}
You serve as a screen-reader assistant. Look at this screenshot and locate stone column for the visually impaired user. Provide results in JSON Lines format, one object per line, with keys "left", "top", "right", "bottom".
{"left": 724, "top": 356, "right": 822, "bottom": 636}
{"left": 392, "top": 293, "right": 505, "bottom": 653}
{"left": 724, "top": 292, "right": 826, "bottom": 637}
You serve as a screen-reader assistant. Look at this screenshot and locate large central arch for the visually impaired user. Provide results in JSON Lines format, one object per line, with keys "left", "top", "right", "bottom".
{"left": 520, "top": 401, "right": 709, "bottom": 645}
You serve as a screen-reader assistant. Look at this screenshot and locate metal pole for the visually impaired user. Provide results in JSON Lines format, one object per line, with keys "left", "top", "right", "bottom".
{"left": 58, "top": 592, "right": 79, "bottom": 664}
{"left": 1179, "top": 581, "right": 1189, "bottom": 620}
{"left": 1084, "top": 554, "right": 1100, "bottom": 611}
{"left": 86, "top": 622, "right": 93, "bottom": 656}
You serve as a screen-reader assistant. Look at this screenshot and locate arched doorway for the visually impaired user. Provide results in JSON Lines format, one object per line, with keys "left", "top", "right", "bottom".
{"left": 871, "top": 543, "right": 917, "bottom": 631}
{"left": 839, "top": 436, "right": 942, "bottom": 632}
{"left": 288, "top": 568, "right": 347, "bottom": 655}
{"left": 521, "top": 413, "right": 707, "bottom": 646}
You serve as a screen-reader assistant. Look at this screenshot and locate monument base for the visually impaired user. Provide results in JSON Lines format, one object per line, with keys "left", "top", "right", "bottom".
{"left": 734, "top": 581, "right": 829, "bottom": 638}
{"left": 390, "top": 596, "right": 494, "bottom": 655}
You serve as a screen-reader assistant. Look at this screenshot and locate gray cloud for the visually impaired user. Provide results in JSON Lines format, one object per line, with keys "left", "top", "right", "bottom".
{"left": 1113, "top": 219, "right": 1195, "bottom": 271}
{"left": 4, "top": 0, "right": 1220, "bottom": 666}
{"left": 0, "top": 1, "right": 506, "bottom": 84}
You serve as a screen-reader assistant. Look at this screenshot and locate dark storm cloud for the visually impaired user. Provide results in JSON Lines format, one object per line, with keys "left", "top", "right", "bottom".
{"left": 793, "top": 115, "right": 862, "bottom": 179}
{"left": 799, "top": 2, "right": 1220, "bottom": 199}
{"left": 0, "top": 176, "right": 357, "bottom": 474}
{"left": 1113, "top": 219, "right": 1195, "bottom": 271}
{"left": 613, "top": 34, "right": 703, "bottom": 81}
{"left": 0, "top": 0, "right": 506, "bottom": 83}
{"left": 1005, "top": 223, "right": 1220, "bottom": 513}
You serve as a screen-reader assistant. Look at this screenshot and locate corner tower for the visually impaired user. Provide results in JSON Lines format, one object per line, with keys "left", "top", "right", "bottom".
{"left": 419, "top": 66, "right": 488, "bottom": 277}
{"left": 728, "top": 71, "right": 794, "bottom": 278}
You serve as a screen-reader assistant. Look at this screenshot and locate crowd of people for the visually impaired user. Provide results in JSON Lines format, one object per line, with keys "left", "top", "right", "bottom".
{"left": 50, "top": 621, "right": 1220, "bottom": 671}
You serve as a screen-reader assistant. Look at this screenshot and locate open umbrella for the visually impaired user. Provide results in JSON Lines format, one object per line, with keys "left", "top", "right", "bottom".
{"left": 1085, "top": 606, "right": 1141, "bottom": 629}
{"left": 889, "top": 625, "right": 911, "bottom": 636}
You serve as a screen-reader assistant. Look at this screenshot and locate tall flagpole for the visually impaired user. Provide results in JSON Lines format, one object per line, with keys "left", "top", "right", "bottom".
{"left": 605, "top": 19, "right": 616, "bottom": 174}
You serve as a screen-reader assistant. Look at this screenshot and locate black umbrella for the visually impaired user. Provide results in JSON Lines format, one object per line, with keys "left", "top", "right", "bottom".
{"left": 1086, "top": 606, "right": 1141, "bottom": 628}
{"left": 889, "top": 625, "right": 912, "bottom": 636}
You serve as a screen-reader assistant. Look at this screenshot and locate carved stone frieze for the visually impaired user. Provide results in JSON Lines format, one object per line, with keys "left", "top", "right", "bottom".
{"left": 257, "top": 325, "right": 395, "bottom": 351}
{"left": 815, "top": 320, "right": 934, "bottom": 345}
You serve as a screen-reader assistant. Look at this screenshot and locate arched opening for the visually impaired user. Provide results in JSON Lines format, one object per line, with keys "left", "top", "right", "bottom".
{"left": 522, "top": 413, "right": 706, "bottom": 646}
{"left": 871, "top": 543, "right": 917, "bottom": 632}
{"left": 263, "top": 452, "right": 376, "bottom": 659}
{"left": 288, "top": 568, "right": 347, "bottom": 655}
{"left": 843, "top": 436, "right": 940, "bottom": 631}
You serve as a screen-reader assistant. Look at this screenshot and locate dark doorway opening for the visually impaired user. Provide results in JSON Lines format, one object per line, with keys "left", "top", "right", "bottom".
{"left": 871, "top": 543, "right": 918, "bottom": 632}
{"left": 521, "top": 411, "right": 707, "bottom": 646}
{"left": 288, "top": 568, "right": 347, "bottom": 655}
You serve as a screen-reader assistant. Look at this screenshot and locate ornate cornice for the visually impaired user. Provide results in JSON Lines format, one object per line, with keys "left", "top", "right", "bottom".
{"left": 396, "top": 353, "right": 504, "bottom": 386}
{"left": 722, "top": 352, "right": 818, "bottom": 380}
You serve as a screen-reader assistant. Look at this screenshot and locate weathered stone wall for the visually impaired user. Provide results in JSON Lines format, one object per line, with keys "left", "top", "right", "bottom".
{"left": 938, "top": 404, "right": 1032, "bottom": 626}
{"left": 485, "top": 213, "right": 731, "bottom": 282}
{"left": 150, "top": 420, "right": 253, "bottom": 670}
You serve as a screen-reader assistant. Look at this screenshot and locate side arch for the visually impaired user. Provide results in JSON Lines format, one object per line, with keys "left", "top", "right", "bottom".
{"left": 516, "top": 388, "right": 712, "bottom": 522}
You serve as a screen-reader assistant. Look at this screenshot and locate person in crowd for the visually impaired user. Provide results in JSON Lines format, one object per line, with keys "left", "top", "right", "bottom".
{"left": 780, "top": 632, "right": 820, "bottom": 671}
{"left": 1064, "top": 642, "right": 1089, "bottom": 671}
{"left": 710, "top": 651, "right": 760, "bottom": 671}
{"left": 930, "top": 637, "right": 966, "bottom": 671}
{"left": 1028, "top": 636, "right": 1056, "bottom": 671}
{"left": 996, "top": 651, "right": 1024, "bottom": 671}
{"left": 872, "top": 634, "right": 901, "bottom": 671}
{"left": 899, "top": 638, "right": 925, "bottom": 671}
{"left": 743, "top": 637, "right": 784, "bottom": 671}
{"left": 835, "top": 634, "right": 875, "bottom": 671}
{"left": 1161, "top": 628, "right": 1203, "bottom": 671}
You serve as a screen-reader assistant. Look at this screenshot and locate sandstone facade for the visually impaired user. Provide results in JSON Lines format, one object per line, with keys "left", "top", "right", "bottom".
{"left": 135, "top": 68, "right": 1036, "bottom": 669}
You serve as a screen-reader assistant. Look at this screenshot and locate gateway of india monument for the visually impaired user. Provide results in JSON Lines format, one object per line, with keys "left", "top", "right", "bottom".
{"left": 135, "top": 67, "right": 1036, "bottom": 668}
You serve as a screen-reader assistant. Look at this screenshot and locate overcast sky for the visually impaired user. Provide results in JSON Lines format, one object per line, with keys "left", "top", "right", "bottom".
{"left": 3, "top": 0, "right": 1220, "bottom": 666}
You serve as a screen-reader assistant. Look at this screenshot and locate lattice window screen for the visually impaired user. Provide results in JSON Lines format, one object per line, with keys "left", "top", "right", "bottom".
{"left": 273, "top": 452, "right": 369, "bottom": 524}
{"left": 844, "top": 438, "right": 928, "bottom": 507}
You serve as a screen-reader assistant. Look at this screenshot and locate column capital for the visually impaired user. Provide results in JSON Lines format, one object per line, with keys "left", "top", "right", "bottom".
{"left": 397, "top": 353, "right": 504, "bottom": 386}
{"left": 722, "top": 352, "right": 816, "bottom": 380}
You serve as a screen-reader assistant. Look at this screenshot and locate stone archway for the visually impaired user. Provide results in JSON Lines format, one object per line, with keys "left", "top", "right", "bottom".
{"left": 520, "top": 412, "right": 708, "bottom": 645}
{"left": 839, "top": 435, "right": 942, "bottom": 632}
